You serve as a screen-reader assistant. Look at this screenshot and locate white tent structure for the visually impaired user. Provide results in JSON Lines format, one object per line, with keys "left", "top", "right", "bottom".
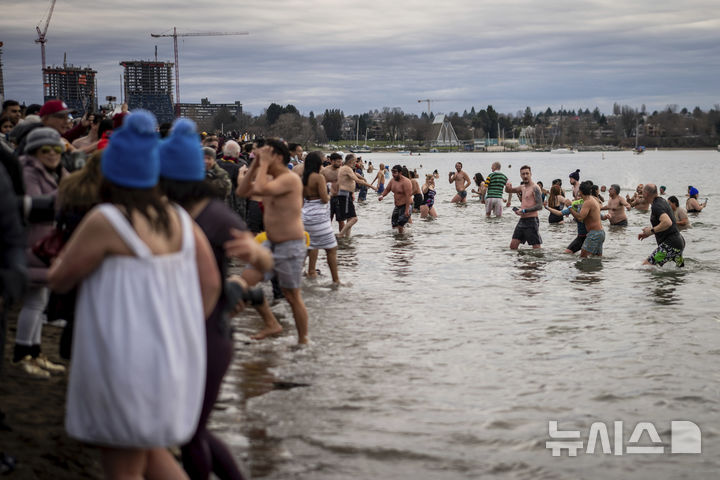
{"left": 428, "top": 114, "right": 460, "bottom": 146}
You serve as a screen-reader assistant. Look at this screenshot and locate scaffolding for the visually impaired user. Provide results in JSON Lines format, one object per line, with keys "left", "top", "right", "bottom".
{"left": 120, "top": 60, "right": 175, "bottom": 123}
{"left": 43, "top": 65, "right": 98, "bottom": 115}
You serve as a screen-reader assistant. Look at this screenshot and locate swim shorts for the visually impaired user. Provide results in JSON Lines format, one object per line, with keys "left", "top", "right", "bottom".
{"left": 512, "top": 217, "right": 542, "bottom": 245}
{"left": 458, "top": 190, "right": 467, "bottom": 199}
{"left": 565, "top": 234, "right": 585, "bottom": 253}
{"left": 261, "top": 238, "right": 307, "bottom": 288}
{"left": 485, "top": 197, "right": 503, "bottom": 216}
{"left": 377, "top": 184, "right": 385, "bottom": 195}
{"left": 610, "top": 219, "right": 628, "bottom": 226}
{"left": 647, "top": 239, "right": 685, "bottom": 267}
{"left": 391, "top": 204, "right": 410, "bottom": 228}
{"left": 335, "top": 190, "right": 356, "bottom": 222}
{"left": 413, "top": 193, "right": 424, "bottom": 210}
{"left": 581, "top": 229, "right": 605, "bottom": 255}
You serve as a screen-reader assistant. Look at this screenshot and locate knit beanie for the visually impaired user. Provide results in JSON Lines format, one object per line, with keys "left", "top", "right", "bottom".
{"left": 569, "top": 169, "right": 580, "bottom": 181}
{"left": 101, "top": 110, "right": 160, "bottom": 188}
{"left": 158, "top": 118, "right": 204, "bottom": 181}
{"left": 24, "top": 127, "right": 63, "bottom": 154}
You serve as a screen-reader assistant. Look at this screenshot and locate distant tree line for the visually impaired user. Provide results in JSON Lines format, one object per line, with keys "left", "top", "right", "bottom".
{"left": 210, "top": 101, "right": 720, "bottom": 148}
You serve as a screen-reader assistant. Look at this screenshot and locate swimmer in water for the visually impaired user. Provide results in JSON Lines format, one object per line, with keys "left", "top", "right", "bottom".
{"left": 449, "top": 162, "right": 471, "bottom": 203}
{"left": 686, "top": 187, "right": 707, "bottom": 213}
{"left": 420, "top": 174, "right": 438, "bottom": 219}
{"left": 601, "top": 184, "right": 631, "bottom": 226}
{"left": 379, "top": 165, "right": 413, "bottom": 234}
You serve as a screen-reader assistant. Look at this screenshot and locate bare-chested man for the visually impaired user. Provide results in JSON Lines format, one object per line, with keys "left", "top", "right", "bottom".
{"left": 379, "top": 164, "right": 413, "bottom": 233}
{"left": 569, "top": 180, "right": 605, "bottom": 257}
{"left": 237, "top": 138, "right": 309, "bottom": 344}
{"left": 449, "top": 162, "right": 471, "bottom": 203}
{"left": 600, "top": 184, "right": 631, "bottom": 226}
{"left": 334, "top": 154, "right": 376, "bottom": 238}
{"left": 506, "top": 165, "right": 543, "bottom": 249}
{"left": 627, "top": 184, "right": 650, "bottom": 211}
{"left": 370, "top": 163, "right": 387, "bottom": 194}
{"left": 320, "top": 152, "right": 344, "bottom": 231}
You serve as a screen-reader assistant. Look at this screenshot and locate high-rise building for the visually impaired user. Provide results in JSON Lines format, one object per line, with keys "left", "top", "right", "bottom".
{"left": 177, "top": 98, "right": 243, "bottom": 132}
{"left": 0, "top": 42, "right": 6, "bottom": 103}
{"left": 43, "top": 65, "right": 98, "bottom": 116}
{"left": 120, "top": 60, "right": 175, "bottom": 123}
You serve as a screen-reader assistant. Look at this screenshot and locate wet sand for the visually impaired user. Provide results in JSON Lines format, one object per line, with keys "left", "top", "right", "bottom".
{"left": 1, "top": 306, "right": 102, "bottom": 479}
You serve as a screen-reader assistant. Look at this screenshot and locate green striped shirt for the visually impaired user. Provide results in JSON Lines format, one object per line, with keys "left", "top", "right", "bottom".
{"left": 486, "top": 171, "right": 508, "bottom": 198}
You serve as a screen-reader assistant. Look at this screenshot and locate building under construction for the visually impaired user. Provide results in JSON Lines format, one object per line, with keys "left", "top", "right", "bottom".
{"left": 177, "top": 98, "right": 243, "bottom": 132}
{"left": 43, "top": 64, "right": 98, "bottom": 116}
{"left": 0, "top": 42, "right": 6, "bottom": 103}
{"left": 120, "top": 60, "right": 175, "bottom": 123}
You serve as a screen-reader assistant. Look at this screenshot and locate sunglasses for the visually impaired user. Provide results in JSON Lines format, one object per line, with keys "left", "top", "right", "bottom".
{"left": 38, "top": 145, "right": 63, "bottom": 155}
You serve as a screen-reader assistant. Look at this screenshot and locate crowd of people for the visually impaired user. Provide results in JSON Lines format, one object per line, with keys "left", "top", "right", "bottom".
{"left": 0, "top": 98, "right": 709, "bottom": 478}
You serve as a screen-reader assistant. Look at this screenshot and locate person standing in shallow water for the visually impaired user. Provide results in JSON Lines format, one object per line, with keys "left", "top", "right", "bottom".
{"left": 449, "top": 162, "right": 471, "bottom": 203}
{"left": 506, "top": 165, "right": 543, "bottom": 250}
{"left": 568, "top": 180, "right": 605, "bottom": 257}
{"left": 601, "top": 184, "right": 630, "bottom": 226}
{"left": 237, "top": 138, "right": 310, "bottom": 344}
{"left": 379, "top": 164, "right": 413, "bottom": 234}
{"left": 569, "top": 169, "right": 581, "bottom": 199}
{"left": 302, "top": 151, "right": 340, "bottom": 283}
{"left": 639, "top": 183, "right": 686, "bottom": 267}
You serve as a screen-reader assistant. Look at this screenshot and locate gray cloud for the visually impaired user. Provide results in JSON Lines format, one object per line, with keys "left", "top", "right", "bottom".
{"left": 2, "top": 0, "right": 719, "bottom": 116}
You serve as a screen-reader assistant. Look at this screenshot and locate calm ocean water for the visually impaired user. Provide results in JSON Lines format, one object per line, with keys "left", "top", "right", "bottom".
{"left": 218, "top": 150, "right": 719, "bottom": 479}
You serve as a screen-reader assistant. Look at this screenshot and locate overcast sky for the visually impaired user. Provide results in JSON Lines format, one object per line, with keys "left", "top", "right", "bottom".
{"left": 2, "top": 0, "right": 719, "bottom": 116}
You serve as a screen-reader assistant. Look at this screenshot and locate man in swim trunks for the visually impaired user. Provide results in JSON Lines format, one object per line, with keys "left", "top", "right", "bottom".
{"left": 321, "top": 152, "right": 344, "bottom": 229}
{"left": 371, "top": 163, "right": 386, "bottom": 194}
{"left": 379, "top": 164, "right": 412, "bottom": 234}
{"left": 237, "top": 138, "right": 309, "bottom": 343}
{"left": 639, "top": 184, "right": 685, "bottom": 268}
{"left": 336, "top": 154, "right": 376, "bottom": 238}
{"left": 449, "top": 162, "right": 471, "bottom": 203}
{"left": 601, "top": 184, "right": 631, "bottom": 226}
{"left": 506, "top": 165, "right": 543, "bottom": 249}
{"left": 485, "top": 161, "right": 508, "bottom": 217}
{"left": 569, "top": 180, "right": 605, "bottom": 257}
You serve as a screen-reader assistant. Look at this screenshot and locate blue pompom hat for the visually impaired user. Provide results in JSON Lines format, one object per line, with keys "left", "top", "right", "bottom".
{"left": 101, "top": 110, "right": 160, "bottom": 188}
{"left": 158, "top": 118, "right": 204, "bottom": 181}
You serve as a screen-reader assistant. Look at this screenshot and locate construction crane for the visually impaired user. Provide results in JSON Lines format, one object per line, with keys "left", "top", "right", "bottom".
{"left": 418, "top": 99, "right": 434, "bottom": 116}
{"left": 150, "top": 27, "right": 248, "bottom": 105}
{"left": 35, "top": 0, "right": 57, "bottom": 73}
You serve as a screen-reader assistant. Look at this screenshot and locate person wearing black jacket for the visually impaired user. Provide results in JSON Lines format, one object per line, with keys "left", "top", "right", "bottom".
{"left": 0, "top": 149, "right": 28, "bottom": 476}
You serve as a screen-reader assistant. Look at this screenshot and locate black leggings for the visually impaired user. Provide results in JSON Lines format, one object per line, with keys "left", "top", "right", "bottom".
{"left": 181, "top": 315, "right": 246, "bottom": 480}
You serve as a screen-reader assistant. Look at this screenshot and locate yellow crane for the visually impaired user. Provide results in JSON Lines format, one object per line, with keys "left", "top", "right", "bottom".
{"left": 150, "top": 27, "right": 248, "bottom": 105}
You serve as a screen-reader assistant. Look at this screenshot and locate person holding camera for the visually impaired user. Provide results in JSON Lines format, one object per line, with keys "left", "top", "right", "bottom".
{"left": 158, "top": 118, "right": 272, "bottom": 479}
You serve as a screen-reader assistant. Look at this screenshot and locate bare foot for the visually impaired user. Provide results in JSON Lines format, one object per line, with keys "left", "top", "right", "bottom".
{"left": 298, "top": 336, "right": 309, "bottom": 345}
{"left": 252, "top": 325, "right": 283, "bottom": 340}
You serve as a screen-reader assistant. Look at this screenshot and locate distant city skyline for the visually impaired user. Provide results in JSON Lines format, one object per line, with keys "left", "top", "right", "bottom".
{"left": 2, "top": 0, "right": 719, "bottom": 116}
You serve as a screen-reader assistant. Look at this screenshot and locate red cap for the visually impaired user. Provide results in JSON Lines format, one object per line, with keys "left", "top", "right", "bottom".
{"left": 39, "top": 100, "right": 75, "bottom": 117}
